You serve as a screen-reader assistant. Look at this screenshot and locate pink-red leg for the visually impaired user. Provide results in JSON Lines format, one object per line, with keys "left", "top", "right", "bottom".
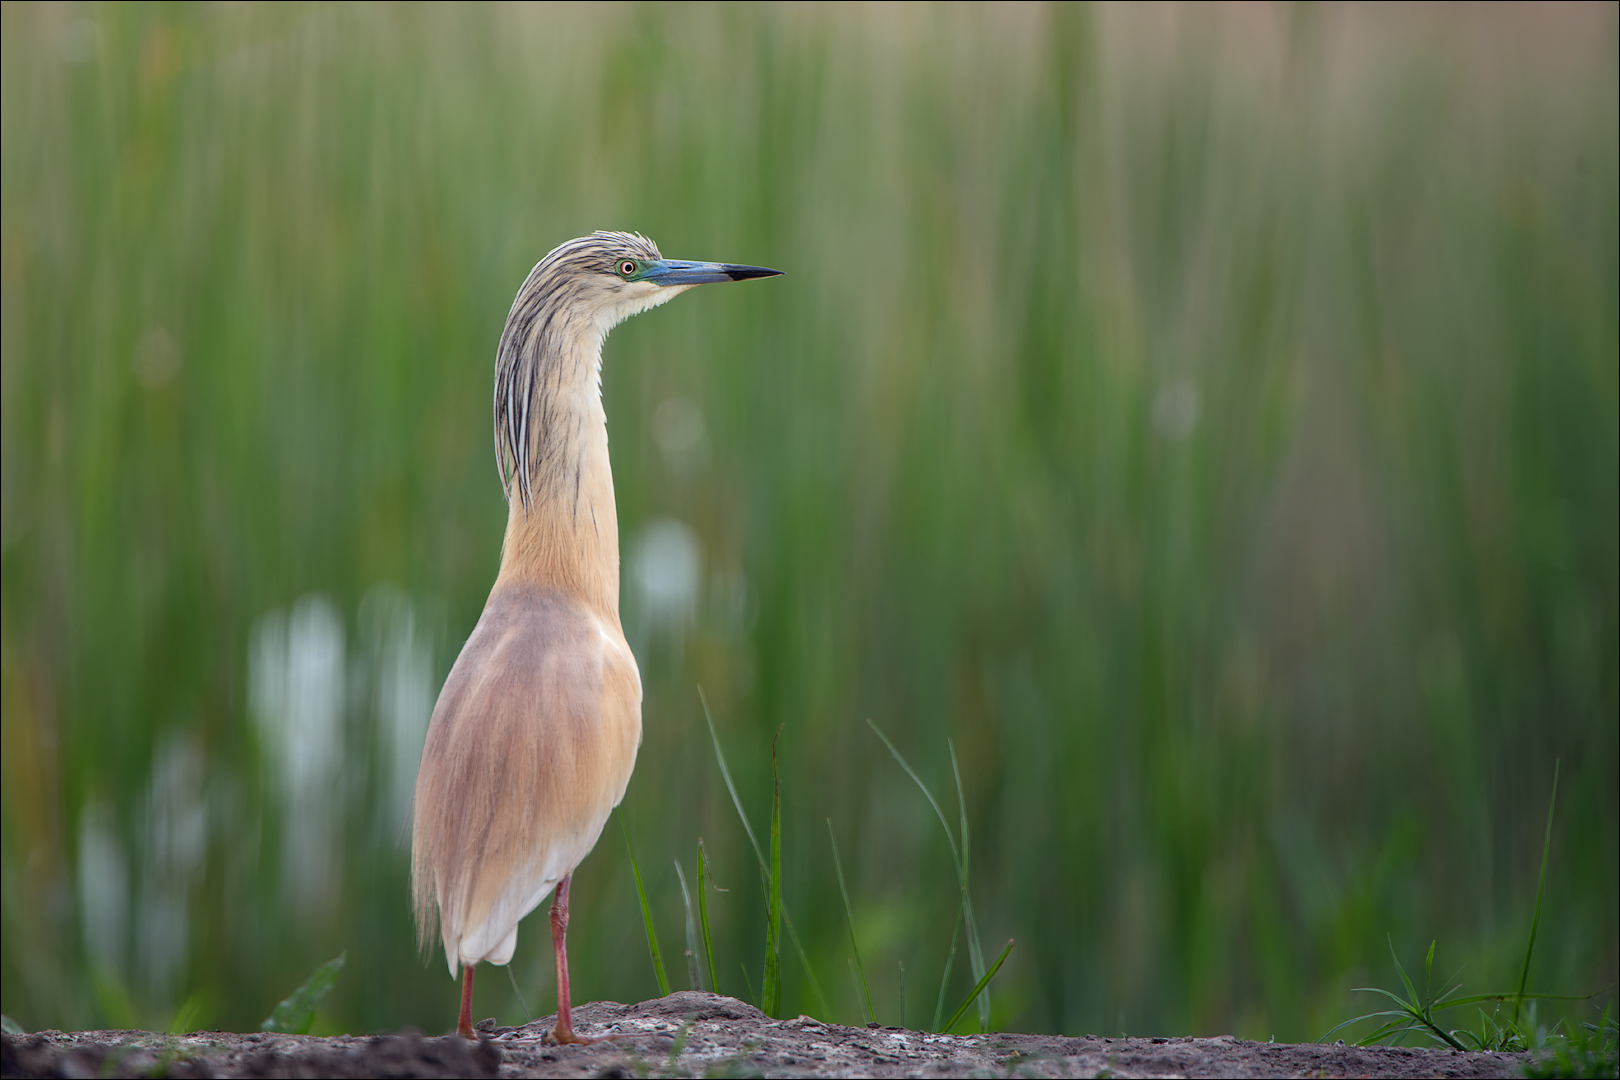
{"left": 548, "top": 875, "right": 596, "bottom": 1045}
{"left": 457, "top": 963, "right": 476, "bottom": 1039}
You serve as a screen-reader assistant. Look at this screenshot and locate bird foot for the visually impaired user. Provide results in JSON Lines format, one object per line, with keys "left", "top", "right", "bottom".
{"left": 544, "top": 1025, "right": 605, "bottom": 1046}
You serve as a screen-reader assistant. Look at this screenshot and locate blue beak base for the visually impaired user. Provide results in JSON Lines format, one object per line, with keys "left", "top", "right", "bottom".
{"left": 645, "top": 260, "right": 783, "bottom": 286}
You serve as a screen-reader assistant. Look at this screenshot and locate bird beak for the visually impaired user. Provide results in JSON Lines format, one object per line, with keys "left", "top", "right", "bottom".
{"left": 642, "top": 260, "right": 783, "bottom": 286}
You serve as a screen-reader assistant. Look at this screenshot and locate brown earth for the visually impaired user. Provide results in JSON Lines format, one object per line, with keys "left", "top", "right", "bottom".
{"left": 2, "top": 990, "right": 1534, "bottom": 1078}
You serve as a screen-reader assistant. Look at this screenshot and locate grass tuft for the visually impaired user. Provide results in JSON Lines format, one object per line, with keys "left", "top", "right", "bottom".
{"left": 1523, "top": 1004, "right": 1620, "bottom": 1079}
{"left": 1326, "top": 766, "right": 1597, "bottom": 1052}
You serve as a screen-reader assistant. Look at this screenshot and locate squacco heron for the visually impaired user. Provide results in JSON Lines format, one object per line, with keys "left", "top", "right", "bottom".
{"left": 411, "top": 232, "right": 780, "bottom": 1042}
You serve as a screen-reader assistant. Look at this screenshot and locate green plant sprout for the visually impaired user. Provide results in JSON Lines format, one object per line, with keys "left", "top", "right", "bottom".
{"left": 260, "top": 953, "right": 344, "bottom": 1035}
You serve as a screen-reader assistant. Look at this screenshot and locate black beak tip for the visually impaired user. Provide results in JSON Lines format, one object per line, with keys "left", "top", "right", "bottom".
{"left": 722, "top": 264, "right": 785, "bottom": 281}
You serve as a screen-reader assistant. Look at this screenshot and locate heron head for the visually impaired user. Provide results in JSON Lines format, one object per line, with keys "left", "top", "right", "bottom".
{"left": 535, "top": 231, "right": 782, "bottom": 330}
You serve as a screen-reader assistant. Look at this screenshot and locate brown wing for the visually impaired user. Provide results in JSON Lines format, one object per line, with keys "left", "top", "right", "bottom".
{"left": 411, "top": 583, "right": 641, "bottom": 975}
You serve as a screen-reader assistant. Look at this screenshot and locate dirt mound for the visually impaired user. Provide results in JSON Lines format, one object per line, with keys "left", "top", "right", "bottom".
{"left": 2, "top": 990, "right": 1531, "bottom": 1078}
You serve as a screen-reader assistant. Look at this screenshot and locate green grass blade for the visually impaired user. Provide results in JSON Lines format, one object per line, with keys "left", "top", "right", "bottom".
{"left": 1515, "top": 760, "right": 1560, "bottom": 1025}
{"left": 1426, "top": 1018, "right": 1468, "bottom": 1050}
{"left": 940, "top": 939, "right": 1015, "bottom": 1034}
{"left": 780, "top": 906, "right": 833, "bottom": 1019}
{"left": 933, "top": 906, "right": 961, "bottom": 1032}
{"left": 167, "top": 992, "right": 207, "bottom": 1035}
{"left": 701, "top": 688, "right": 775, "bottom": 1010}
{"left": 867, "top": 720, "right": 963, "bottom": 868}
{"left": 261, "top": 952, "right": 344, "bottom": 1034}
{"left": 697, "top": 840, "right": 720, "bottom": 995}
{"left": 1389, "top": 935, "right": 1421, "bottom": 1008}
{"left": 950, "top": 742, "right": 988, "bottom": 1030}
{"left": 1432, "top": 962, "right": 1468, "bottom": 1008}
{"left": 740, "top": 963, "right": 757, "bottom": 1010}
{"left": 1322, "top": 1009, "right": 1413, "bottom": 1043}
{"left": 1355, "top": 1018, "right": 1424, "bottom": 1046}
{"left": 674, "top": 859, "right": 702, "bottom": 991}
{"left": 952, "top": 740, "right": 970, "bottom": 885}
{"left": 701, "top": 687, "right": 769, "bottom": 874}
{"left": 1353, "top": 985, "right": 1427, "bottom": 1009}
{"left": 828, "top": 818, "right": 875, "bottom": 1024}
{"left": 505, "top": 965, "right": 530, "bottom": 1022}
{"left": 762, "top": 728, "right": 783, "bottom": 1017}
{"left": 760, "top": 887, "right": 778, "bottom": 1015}
{"left": 619, "top": 810, "right": 670, "bottom": 997}
{"left": 1439, "top": 992, "right": 1593, "bottom": 1008}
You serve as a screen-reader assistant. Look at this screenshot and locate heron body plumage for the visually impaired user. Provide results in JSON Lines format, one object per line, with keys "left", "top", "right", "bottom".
{"left": 410, "top": 232, "right": 780, "bottom": 1040}
{"left": 411, "top": 581, "right": 641, "bottom": 976}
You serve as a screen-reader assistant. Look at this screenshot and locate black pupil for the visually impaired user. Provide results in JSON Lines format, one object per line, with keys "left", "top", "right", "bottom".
{"left": 622, "top": 262, "right": 634, "bottom": 275}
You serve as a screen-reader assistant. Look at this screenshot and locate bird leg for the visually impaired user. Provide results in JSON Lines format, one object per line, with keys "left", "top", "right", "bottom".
{"left": 457, "top": 963, "right": 476, "bottom": 1040}
{"left": 547, "top": 874, "right": 597, "bottom": 1045}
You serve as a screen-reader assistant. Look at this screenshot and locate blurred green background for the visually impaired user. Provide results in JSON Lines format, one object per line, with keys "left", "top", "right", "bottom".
{"left": 2, "top": 1, "right": 1615, "bottom": 1043}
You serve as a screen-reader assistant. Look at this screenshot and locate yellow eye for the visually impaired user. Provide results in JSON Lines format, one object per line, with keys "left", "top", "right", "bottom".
{"left": 619, "top": 260, "right": 637, "bottom": 277}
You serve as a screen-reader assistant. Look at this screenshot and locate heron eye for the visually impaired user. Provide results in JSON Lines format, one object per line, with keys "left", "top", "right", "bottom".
{"left": 619, "top": 261, "right": 637, "bottom": 277}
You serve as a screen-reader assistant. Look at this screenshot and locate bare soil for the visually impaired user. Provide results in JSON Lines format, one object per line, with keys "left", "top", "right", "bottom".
{"left": 2, "top": 990, "right": 1533, "bottom": 1078}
